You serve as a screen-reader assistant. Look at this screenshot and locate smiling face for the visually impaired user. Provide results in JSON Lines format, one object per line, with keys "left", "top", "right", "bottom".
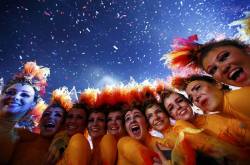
{"left": 87, "top": 112, "right": 106, "bottom": 139}
{"left": 185, "top": 80, "right": 224, "bottom": 113}
{"left": 163, "top": 93, "right": 194, "bottom": 121}
{"left": 202, "top": 46, "right": 250, "bottom": 87}
{"left": 40, "top": 106, "right": 65, "bottom": 138}
{"left": 0, "top": 83, "right": 35, "bottom": 119}
{"left": 107, "top": 111, "right": 125, "bottom": 137}
{"left": 65, "top": 108, "right": 87, "bottom": 137}
{"left": 145, "top": 104, "right": 170, "bottom": 132}
{"left": 124, "top": 108, "right": 148, "bottom": 141}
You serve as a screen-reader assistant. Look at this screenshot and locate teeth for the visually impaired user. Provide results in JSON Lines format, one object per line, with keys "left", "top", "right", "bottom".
{"left": 68, "top": 125, "right": 77, "bottom": 129}
{"left": 229, "top": 68, "right": 242, "bottom": 80}
{"left": 92, "top": 128, "right": 99, "bottom": 131}
{"left": 154, "top": 121, "right": 162, "bottom": 126}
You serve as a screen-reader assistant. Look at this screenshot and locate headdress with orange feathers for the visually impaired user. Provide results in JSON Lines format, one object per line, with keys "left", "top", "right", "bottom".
{"left": 51, "top": 87, "right": 73, "bottom": 111}
{"left": 161, "top": 35, "right": 202, "bottom": 70}
{"left": 11, "top": 61, "right": 50, "bottom": 96}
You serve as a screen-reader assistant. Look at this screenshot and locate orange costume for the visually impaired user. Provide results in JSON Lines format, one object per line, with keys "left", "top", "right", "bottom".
{"left": 167, "top": 120, "right": 248, "bottom": 160}
{"left": 223, "top": 86, "right": 250, "bottom": 121}
{"left": 191, "top": 113, "right": 250, "bottom": 148}
{"left": 100, "top": 134, "right": 119, "bottom": 165}
{"left": 117, "top": 136, "right": 163, "bottom": 165}
{"left": 57, "top": 133, "right": 91, "bottom": 165}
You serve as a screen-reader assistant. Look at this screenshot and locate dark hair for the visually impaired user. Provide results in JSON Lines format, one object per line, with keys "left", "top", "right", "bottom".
{"left": 88, "top": 104, "right": 108, "bottom": 123}
{"left": 199, "top": 39, "right": 249, "bottom": 67}
{"left": 185, "top": 75, "right": 231, "bottom": 91}
{"left": 71, "top": 103, "right": 89, "bottom": 120}
{"left": 106, "top": 102, "right": 128, "bottom": 125}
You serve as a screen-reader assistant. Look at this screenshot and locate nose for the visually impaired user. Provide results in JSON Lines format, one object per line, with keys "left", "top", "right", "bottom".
{"left": 195, "top": 95, "right": 201, "bottom": 103}
{"left": 11, "top": 93, "right": 21, "bottom": 101}
{"left": 222, "top": 65, "right": 230, "bottom": 75}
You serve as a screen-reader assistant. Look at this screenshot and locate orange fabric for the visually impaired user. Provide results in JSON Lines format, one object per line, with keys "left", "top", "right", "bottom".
{"left": 223, "top": 86, "right": 250, "bottom": 121}
{"left": 117, "top": 136, "right": 159, "bottom": 165}
{"left": 164, "top": 120, "right": 249, "bottom": 160}
{"left": 100, "top": 134, "right": 118, "bottom": 165}
{"left": 57, "top": 133, "right": 91, "bottom": 165}
{"left": 192, "top": 114, "right": 250, "bottom": 147}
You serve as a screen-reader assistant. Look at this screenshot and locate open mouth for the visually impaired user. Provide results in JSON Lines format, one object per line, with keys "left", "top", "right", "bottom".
{"left": 91, "top": 127, "right": 100, "bottom": 132}
{"left": 177, "top": 108, "right": 187, "bottom": 116}
{"left": 5, "top": 100, "right": 20, "bottom": 107}
{"left": 44, "top": 122, "right": 56, "bottom": 128}
{"left": 131, "top": 125, "right": 141, "bottom": 137}
{"left": 67, "top": 125, "right": 77, "bottom": 130}
{"left": 200, "top": 98, "right": 208, "bottom": 107}
{"left": 154, "top": 120, "right": 162, "bottom": 127}
{"left": 228, "top": 67, "right": 244, "bottom": 81}
{"left": 110, "top": 127, "right": 119, "bottom": 131}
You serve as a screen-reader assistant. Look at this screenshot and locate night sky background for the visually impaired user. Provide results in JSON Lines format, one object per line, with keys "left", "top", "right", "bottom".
{"left": 0, "top": 0, "right": 249, "bottom": 99}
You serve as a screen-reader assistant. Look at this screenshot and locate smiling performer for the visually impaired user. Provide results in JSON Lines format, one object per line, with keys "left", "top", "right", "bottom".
{"left": 9, "top": 87, "right": 71, "bottom": 165}
{"left": 172, "top": 74, "right": 250, "bottom": 121}
{"left": 161, "top": 35, "right": 250, "bottom": 87}
{"left": 118, "top": 103, "right": 167, "bottom": 165}
{"left": 100, "top": 106, "right": 127, "bottom": 165}
{"left": 55, "top": 102, "right": 91, "bottom": 165}
{"left": 0, "top": 61, "right": 49, "bottom": 164}
{"left": 147, "top": 92, "right": 250, "bottom": 163}
{"left": 161, "top": 86, "right": 250, "bottom": 153}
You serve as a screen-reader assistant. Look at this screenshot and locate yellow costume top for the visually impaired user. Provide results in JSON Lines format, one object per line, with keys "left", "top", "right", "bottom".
{"left": 56, "top": 133, "right": 91, "bottom": 165}
{"left": 192, "top": 113, "right": 250, "bottom": 148}
{"left": 100, "top": 134, "right": 118, "bottom": 165}
{"left": 117, "top": 136, "right": 161, "bottom": 165}
{"left": 168, "top": 120, "right": 248, "bottom": 160}
{"left": 223, "top": 86, "right": 250, "bottom": 121}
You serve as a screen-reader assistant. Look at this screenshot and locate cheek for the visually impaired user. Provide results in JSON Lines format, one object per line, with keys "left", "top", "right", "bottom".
{"left": 125, "top": 122, "right": 130, "bottom": 131}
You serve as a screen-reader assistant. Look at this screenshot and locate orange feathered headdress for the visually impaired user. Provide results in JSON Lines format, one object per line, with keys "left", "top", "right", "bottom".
{"left": 161, "top": 35, "right": 202, "bottom": 70}
{"left": 14, "top": 61, "right": 50, "bottom": 95}
{"left": 51, "top": 87, "right": 73, "bottom": 111}
{"left": 171, "top": 76, "right": 187, "bottom": 91}
{"left": 79, "top": 88, "right": 99, "bottom": 108}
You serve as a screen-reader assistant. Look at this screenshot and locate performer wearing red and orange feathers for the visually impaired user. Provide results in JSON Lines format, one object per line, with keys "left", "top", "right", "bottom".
{"left": 167, "top": 75, "right": 250, "bottom": 149}
{"left": 0, "top": 61, "right": 49, "bottom": 164}
{"left": 144, "top": 95, "right": 249, "bottom": 164}
{"left": 10, "top": 87, "right": 71, "bottom": 165}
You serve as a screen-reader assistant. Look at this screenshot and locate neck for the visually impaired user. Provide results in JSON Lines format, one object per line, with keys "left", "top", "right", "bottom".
{"left": 188, "top": 113, "right": 197, "bottom": 122}
{"left": 0, "top": 110, "right": 27, "bottom": 123}
{"left": 141, "top": 132, "right": 151, "bottom": 145}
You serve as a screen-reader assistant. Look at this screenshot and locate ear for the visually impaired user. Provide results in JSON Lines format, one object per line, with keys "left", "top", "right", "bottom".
{"left": 245, "top": 46, "right": 250, "bottom": 55}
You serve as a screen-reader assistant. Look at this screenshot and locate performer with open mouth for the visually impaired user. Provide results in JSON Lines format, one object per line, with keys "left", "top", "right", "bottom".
{"left": 162, "top": 35, "right": 250, "bottom": 87}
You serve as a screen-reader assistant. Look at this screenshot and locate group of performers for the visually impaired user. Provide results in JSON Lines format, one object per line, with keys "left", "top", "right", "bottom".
{"left": 0, "top": 13, "right": 250, "bottom": 165}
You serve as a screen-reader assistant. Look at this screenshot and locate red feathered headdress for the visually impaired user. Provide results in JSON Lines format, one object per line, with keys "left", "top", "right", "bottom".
{"left": 161, "top": 35, "right": 202, "bottom": 70}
